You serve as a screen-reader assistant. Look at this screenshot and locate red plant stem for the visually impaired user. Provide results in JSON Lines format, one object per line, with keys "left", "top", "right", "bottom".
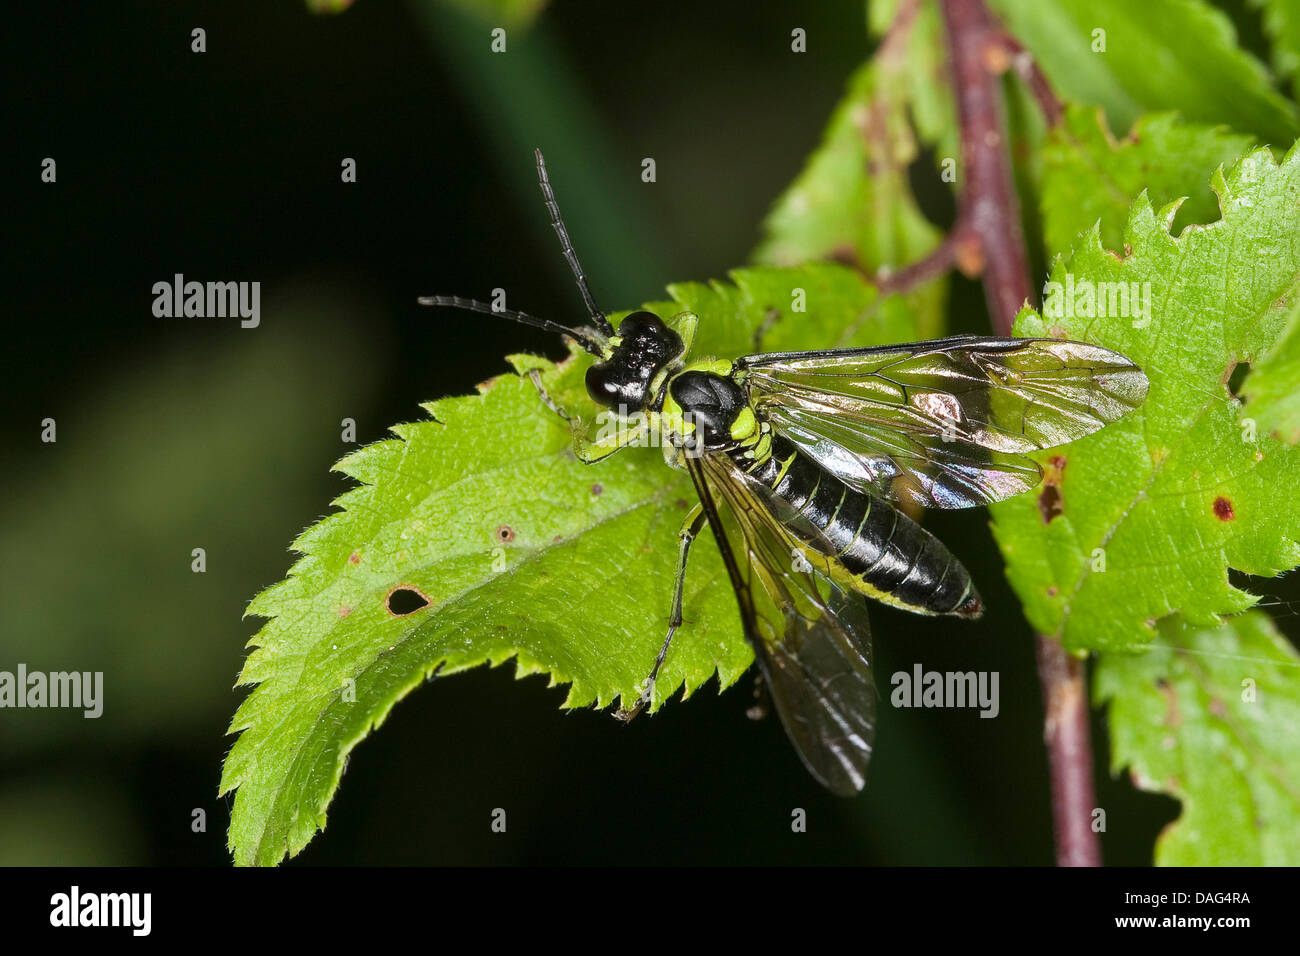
{"left": 1036, "top": 637, "right": 1102, "bottom": 866}
{"left": 995, "top": 31, "right": 1066, "bottom": 127}
{"left": 938, "top": 0, "right": 1101, "bottom": 867}
{"left": 875, "top": 229, "right": 961, "bottom": 293}
{"left": 941, "top": 0, "right": 1032, "bottom": 333}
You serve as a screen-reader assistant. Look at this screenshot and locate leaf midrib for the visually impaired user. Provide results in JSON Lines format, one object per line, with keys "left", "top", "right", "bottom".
{"left": 245, "top": 475, "right": 676, "bottom": 863}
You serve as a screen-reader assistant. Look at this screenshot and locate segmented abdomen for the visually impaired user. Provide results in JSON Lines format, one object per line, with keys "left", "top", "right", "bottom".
{"left": 734, "top": 436, "right": 981, "bottom": 617}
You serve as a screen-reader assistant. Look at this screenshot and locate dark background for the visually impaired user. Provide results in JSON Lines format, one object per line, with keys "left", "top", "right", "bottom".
{"left": 14, "top": 0, "right": 1284, "bottom": 865}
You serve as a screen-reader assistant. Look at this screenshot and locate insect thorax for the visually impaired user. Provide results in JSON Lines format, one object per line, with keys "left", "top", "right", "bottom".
{"left": 657, "top": 362, "right": 764, "bottom": 462}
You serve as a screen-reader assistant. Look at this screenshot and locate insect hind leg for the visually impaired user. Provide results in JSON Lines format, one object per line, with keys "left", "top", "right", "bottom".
{"left": 618, "top": 503, "right": 706, "bottom": 721}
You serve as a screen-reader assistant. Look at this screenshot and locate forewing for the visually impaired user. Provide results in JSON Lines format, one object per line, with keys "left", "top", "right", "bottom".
{"left": 685, "top": 452, "right": 875, "bottom": 796}
{"left": 738, "top": 335, "right": 1148, "bottom": 508}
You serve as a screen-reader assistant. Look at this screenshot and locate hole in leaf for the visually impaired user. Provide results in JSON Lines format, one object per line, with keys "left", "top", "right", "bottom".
{"left": 1226, "top": 360, "right": 1251, "bottom": 399}
{"left": 386, "top": 586, "right": 430, "bottom": 616}
{"left": 496, "top": 525, "right": 515, "bottom": 543}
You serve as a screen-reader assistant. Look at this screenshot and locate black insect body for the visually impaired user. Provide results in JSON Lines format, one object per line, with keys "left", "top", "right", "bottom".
{"left": 421, "top": 150, "right": 1148, "bottom": 794}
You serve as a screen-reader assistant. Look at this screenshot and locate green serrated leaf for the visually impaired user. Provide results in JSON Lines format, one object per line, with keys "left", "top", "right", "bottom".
{"left": 753, "top": 61, "right": 939, "bottom": 276}
{"left": 1041, "top": 106, "right": 1256, "bottom": 257}
{"left": 1, "top": 308, "right": 379, "bottom": 755}
{"left": 990, "top": 145, "right": 1300, "bottom": 653}
{"left": 220, "top": 262, "right": 920, "bottom": 865}
{"left": 866, "top": 0, "right": 961, "bottom": 164}
{"left": 989, "top": 0, "right": 1299, "bottom": 146}
{"left": 754, "top": 1, "right": 954, "bottom": 339}
{"left": 1242, "top": 292, "right": 1300, "bottom": 444}
{"left": 1096, "top": 612, "right": 1300, "bottom": 865}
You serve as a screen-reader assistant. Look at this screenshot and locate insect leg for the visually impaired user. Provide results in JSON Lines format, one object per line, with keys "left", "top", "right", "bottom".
{"left": 526, "top": 368, "right": 572, "bottom": 422}
{"left": 571, "top": 416, "right": 648, "bottom": 463}
{"left": 526, "top": 370, "right": 647, "bottom": 463}
{"left": 618, "top": 503, "right": 706, "bottom": 721}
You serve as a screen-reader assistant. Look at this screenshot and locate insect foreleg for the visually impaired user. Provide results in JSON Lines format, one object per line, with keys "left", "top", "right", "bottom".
{"left": 525, "top": 368, "right": 648, "bottom": 463}
{"left": 618, "top": 503, "right": 706, "bottom": 721}
{"left": 571, "top": 415, "right": 647, "bottom": 463}
{"left": 526, "top": 368, "right": 573, "bottom": 422}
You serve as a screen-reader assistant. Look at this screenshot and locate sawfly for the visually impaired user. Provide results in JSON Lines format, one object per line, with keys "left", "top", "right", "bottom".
{"left": 420, "top": 150, "right": 1148, "bottom": 795}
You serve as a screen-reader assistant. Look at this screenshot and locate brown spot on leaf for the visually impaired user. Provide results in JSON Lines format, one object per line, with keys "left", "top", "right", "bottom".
{"left": 1038, "top": 455, "right": 1067, "bottom": 523}
{"left": 1213, "top": 497, "right": 1235, "bottom": 521}
{"left": 385, "top": 585, "right": 431, "bottom": 616}
{"left": 338, "top": 606, "right": 352, "bottom": 617}
{"left": 349, "top": 551, "right": 361, "bottom": 565}
{"left": 1156, "top": 677, "right": 1181, "bottom": 728}
{"left": 591, "top": 483, "right": 604, "bottom": 496}
{"left": 1209, "top": 697, "right": 1228, "bottom": 718}
{"left": 496, "top": 525, "right": 516, "bottom": 543}
{"left": 1046, "top": 585, "right": 1058, "bottom": 598}
{"left": 1037, "top": 485, "right": 1063, "bottom": 523}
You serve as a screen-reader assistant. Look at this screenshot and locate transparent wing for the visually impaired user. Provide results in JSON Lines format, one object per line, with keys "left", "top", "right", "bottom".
{"left": 737, "top": 335, "right": 1148, "bottom": 509}
{"left": 685, "top": 451, "right": 875, "bottom": 796}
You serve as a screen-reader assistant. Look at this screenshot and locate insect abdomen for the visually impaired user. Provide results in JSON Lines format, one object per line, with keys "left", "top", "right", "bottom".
{"left": 738, "top": 437, "right": 982, "bottom": 617}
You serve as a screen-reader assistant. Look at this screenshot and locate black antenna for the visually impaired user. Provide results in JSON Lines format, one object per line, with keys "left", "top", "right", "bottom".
{"left": 534, "top": 148, "right": 615, "bottom": 337}
{"left": 417, "top": 294, "right": 606, "bottom": 356}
